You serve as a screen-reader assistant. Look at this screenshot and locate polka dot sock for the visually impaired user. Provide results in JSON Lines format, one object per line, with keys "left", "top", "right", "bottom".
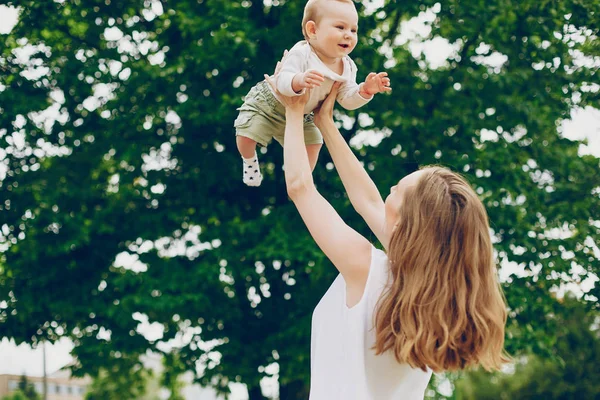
{"left": 242, "top": 153, "right": 263, "bottom": 187}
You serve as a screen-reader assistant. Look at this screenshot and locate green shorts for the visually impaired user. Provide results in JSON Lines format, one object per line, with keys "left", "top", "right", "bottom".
{"left": 234, "top": 81, "right": 323, "bottom": 147}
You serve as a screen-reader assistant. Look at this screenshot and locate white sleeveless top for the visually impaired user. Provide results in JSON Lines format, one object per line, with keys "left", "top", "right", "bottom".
{"left": 309, "top": 246, "right": 432, "bottom": 400}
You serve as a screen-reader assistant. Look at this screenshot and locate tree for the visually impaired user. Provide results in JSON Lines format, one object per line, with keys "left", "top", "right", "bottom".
{"left": 1, "top": 0, "right": 598, "bottom": 398}
{"left": 2, "top": 392, "right": 28, "bottom": 400}
{"left": 0, "top": 376, "right": 39, "bottom": 400}
{"left": 85, "top": 363, "right": 156, "bottom": 400}
{"left": 454, "top": 296, "right": 600, "bottom": 399}
{"left": 17, "top": 375, "right": 39, "bottom": 400}
{"left": 160, "top": 353, "right": 186, "bottom": 400}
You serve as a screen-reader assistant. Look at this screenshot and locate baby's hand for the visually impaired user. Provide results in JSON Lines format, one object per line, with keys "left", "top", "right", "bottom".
{"left": 360, "top": 72, "right": 392, "bottom": 97}
{"left": 265, "top": 53, "right": 312, "bottom": 112}
{"left": 294, "top": 69, "right": 325, "bottom": 92}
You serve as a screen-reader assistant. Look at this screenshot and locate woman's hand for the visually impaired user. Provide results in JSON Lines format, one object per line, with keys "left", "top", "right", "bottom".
{"left": 264, "top": 51, "right": 310, "bottom": 114}
{"left": 314, "top": 81, "right": 342, "bottom": 130}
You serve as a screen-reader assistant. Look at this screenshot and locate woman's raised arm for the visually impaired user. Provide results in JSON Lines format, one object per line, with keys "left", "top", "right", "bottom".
{"left": 314, "top": 85, "right": 390, "bottom": 250}
{"left": 264, "top": 73, "right": 372, "bottom": 292}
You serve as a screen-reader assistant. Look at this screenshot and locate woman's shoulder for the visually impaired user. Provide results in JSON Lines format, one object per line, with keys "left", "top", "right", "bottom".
{"left": 368, "top": 246, "right": 390, "bottom": 286}
{"left": 366, "top": 246, "right": 390, "bottom": 310}
{"left": 370, "top": 246, "right": 388, "bottom": 267}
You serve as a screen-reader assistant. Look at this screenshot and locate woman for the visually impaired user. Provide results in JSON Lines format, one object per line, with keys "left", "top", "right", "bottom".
{"left": 266, "top": 73, "right": 508, "bottom": 399}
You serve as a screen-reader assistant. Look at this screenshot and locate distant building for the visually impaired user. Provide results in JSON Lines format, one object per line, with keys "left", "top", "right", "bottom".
{"left": 0, "top": 369, "right": 91, "bottom": 400}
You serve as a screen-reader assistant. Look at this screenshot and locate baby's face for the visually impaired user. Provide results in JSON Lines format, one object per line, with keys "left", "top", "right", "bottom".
{"left": 310, "top": 1, "right": 358, "bottom": 60}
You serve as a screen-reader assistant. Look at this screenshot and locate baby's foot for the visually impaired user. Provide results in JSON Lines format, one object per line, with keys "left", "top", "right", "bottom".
{"left": 242, "top": 154, "right": 263, "bottom": 187}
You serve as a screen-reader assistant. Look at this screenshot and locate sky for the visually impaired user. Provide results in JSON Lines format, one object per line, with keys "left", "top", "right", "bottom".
{"left": 0, "top": 2, "right": 599, "bottom": 397}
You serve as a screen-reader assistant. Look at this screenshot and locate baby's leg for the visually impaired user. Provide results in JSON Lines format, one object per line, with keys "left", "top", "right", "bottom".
{"left": 306, "top": 144, "right": 322, "bottom": 172}
{"left": 234, "top": 80, "right": 281, "bottom": 187}
{"left": 236, "top": 135, "right": 258, "bottom": 159}
{"left": 236, "top": 135, "right": 263, "bottom": 187}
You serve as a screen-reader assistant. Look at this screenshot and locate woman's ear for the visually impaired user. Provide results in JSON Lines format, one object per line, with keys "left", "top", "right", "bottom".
{"left": 306, "top": 21, "right": 317, "bottom": 39}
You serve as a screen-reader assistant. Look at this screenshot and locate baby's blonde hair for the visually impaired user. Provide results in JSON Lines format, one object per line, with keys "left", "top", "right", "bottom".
{"left": 301, "top": 0, "right": 355, "bottom": 40}
{"left": 374, "top": 166, "right": 510, "bottom": 372}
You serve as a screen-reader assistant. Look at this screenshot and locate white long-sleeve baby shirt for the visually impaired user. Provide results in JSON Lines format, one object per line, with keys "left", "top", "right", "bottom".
{"left": 273, "top": 41, "right": 372, "bottom": 114}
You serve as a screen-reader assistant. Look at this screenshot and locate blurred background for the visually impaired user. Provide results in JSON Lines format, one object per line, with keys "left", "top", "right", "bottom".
{"left": 0, "top": 0, "right": 598, "bottom": 399}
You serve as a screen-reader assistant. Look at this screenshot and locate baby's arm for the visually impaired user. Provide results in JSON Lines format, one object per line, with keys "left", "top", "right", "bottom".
{"left": 360, "top": 72, "right": 392, "bottom": 97}
{"left": 337, "top": 59, "right": 391, "bottom": 110}
{"left": 276, "top": 50, "right": 324, "bottom": 96}
{"left": 292, "top": 70, "right": 325, "bottom": 93}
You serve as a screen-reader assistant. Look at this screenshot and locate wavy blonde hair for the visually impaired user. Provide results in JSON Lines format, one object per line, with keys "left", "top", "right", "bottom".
{"left": 374, "top": 166, "right": 509, "bottom": 372}
{"left": 301, "top": 0, "right": 355, "bottom": 41}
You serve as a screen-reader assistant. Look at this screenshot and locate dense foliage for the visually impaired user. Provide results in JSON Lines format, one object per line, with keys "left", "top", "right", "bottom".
{"left": 1, "top": 0, "right": 598, "bottom": 398}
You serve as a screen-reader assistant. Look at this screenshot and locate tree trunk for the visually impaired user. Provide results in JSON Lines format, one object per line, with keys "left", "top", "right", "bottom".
{"left": 279, "top": 380, "right": 310, "bottom": 400}
{"left": 248, "top": 385, "right": 268, "bottom": 400}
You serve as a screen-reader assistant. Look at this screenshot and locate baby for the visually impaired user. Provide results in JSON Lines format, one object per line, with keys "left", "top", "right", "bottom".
{"left": 235, "top": 0, "right": 391, "bottom": 186}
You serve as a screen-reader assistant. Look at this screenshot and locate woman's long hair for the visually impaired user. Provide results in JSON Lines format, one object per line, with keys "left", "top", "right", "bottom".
{"left": 374, "top": 166, "right": 509, "bottom": 372}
